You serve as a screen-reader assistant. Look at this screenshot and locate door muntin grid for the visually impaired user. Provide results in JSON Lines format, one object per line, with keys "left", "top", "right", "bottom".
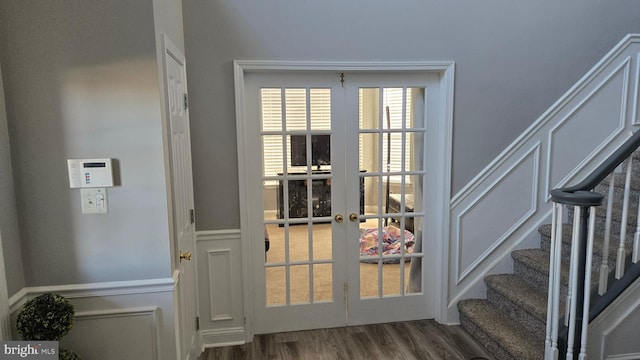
{"left": 261, "top": 87, "right": 336, "bottom": 306}
{"left": 357, "top": 87, "right": 425, "bottom": 298}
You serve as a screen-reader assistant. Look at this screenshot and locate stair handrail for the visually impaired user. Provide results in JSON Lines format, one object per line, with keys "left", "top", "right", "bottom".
{"left": 552, "top": 130, "right": 640, "bottom": 195}
{"left": 547, "top": 130, "right": 640, "bottom": 360}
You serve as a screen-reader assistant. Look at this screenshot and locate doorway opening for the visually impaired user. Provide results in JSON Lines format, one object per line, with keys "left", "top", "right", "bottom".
{"left": 235, "top": 62, "right": 454, "bottom": 336}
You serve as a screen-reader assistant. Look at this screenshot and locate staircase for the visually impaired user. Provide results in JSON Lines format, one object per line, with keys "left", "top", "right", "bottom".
{"left": 457, "top": 151, "right": 640, "bottom": 360}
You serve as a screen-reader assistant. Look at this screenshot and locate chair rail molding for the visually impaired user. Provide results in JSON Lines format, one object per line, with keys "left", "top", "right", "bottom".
{"left": 7, "top": 278, "right": 177, "bottom": 360}
{"left": 447, "top": 34, "right": 640, "bottom": 324}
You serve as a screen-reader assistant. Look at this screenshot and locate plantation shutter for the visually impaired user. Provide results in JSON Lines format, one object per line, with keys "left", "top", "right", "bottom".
{"left": 261, "top": 87, "right": 409, "bottom": 180}
{"left": 383, "top": 88, "right": 412, "bottom": 181}
{"left": 261, "top": 88, "right": 332, "bottom": 178}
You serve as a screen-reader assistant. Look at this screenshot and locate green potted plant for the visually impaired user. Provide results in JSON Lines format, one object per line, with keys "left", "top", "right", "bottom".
{"left": 16, "top": 293, "right": 81, "bottom": 359}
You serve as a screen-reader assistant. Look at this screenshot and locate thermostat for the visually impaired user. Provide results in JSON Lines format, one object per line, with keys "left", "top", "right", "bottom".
{"left": 67, "top": 158, "right": 114, "bottom": 188}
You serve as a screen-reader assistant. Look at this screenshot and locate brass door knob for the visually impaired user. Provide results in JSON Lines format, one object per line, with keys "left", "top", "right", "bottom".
{"left": 334, "top": 214, "right": 344, "bottom": 223}
{"left": 179, "top": 251, "right": 192, "bottom": 261}
{"left": 349, "top": 213, "right": 359, "bottom": 222}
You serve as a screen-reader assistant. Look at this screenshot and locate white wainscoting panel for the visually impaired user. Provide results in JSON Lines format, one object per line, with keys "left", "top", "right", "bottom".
{"left": 8, "top": 278, "right": 177, "bottom": 360}
{"left": 546, "top": 57, "right": 629, "bottom": 196}
{"left": 196, "top": 229, "right": 245, "bottom": 348}
{"left": 208, "top": 249, "right": 233, "bottom": 321}
{"left": 455, "top": 144, "right": 540, "bottom": 285}
{"left": 447, "top": 35, "right": 640, "bottom": 324}
{"left": 63, "top": 307, "right": 160, "bottom": 359}
{"left": 632, "top": 52, "right": 640, "bottom": 125}
{"left": 588, "top": 278, "right": 640, "bottom": 359}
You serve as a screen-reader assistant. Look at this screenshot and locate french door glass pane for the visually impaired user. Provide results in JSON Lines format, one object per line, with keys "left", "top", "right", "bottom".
{"left": 266, "top": 266, "right": 286, "bottom": 306}
{"left": 310, "top": 88, "right": 331, "bottom": 130}
{"left": 290, "top": 265, "right": 310, "bottom": 304}
{"left": 261, "top": 88, "right": 282, "bottom": 132}
{"left": 357, "top": 86, "right": 424, "bottom": 300}
{"left": 285, "top": 88, "right": 307, "bottom": 131}
{"left": 313, "top": 263, "right": 333, "bottom": 302}
{"left": 261, "top": 86, "right": 335, "bottom": 308}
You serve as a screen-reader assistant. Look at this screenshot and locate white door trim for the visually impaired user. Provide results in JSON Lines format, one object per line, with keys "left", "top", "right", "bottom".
{"left": 0, "top": 230, "right": 10, "bottom": 340}
{"left": 234, "top": 61, "right": 455, "bottom": 338}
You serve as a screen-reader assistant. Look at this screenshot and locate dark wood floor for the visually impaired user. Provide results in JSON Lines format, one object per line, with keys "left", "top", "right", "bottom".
{"left": 199, "top": 320, "right": 493, "bottom": 360}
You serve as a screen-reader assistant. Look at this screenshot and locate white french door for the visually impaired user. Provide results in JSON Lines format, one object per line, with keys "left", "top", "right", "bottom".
{"left": 345, "top": 73, "right": 438, "bottom": 325}
{"left": 241, "top": 69, "right": 440, "bottom": 334}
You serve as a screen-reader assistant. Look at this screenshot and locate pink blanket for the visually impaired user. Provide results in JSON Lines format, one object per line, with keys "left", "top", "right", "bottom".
{"left": 359, "top": 226, "right": 415, "bottom": 263}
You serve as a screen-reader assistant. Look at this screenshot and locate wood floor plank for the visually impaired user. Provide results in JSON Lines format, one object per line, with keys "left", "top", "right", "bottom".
{"left": 199, "top": 320, "right": 493, "bottom": 360}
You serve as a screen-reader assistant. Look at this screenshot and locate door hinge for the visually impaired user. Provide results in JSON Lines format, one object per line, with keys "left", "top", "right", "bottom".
{"left": 195, "top": 316, "right": 200, "bottom": 331}
{"left": 339, "top": 72, "right": 345, "bottom": 87}
{"left": 190, "top": 209, "right": 195, "bottom": 224}
{"left": 184, "top": 93, "right": 189, "bottom": 110}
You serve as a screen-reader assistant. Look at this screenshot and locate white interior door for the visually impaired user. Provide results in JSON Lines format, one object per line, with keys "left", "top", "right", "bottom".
{"left": 163, "top": 36, "right": 198, "bottom": 360}
{"left": 242, "top": 69, "right": 439, "bottom": 334}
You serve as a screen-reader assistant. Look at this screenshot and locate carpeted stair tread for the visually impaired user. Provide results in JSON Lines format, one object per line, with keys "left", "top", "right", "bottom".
{"left": 458, "top": 153, "right": 640, "bottom": 357}
{"left": 512, "top": 248, "right": 554, "bottom": 278}
{"left": 485, "top": 274, "right": 547, "bottom": 321}
{"left": 458, "top": 299, "right": 544, "bottom": 360}
{"left": 538, "top": 223, "right": 631, "bottom": 258}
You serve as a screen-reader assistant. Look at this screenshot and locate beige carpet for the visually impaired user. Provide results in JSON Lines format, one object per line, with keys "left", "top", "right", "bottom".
{"left": 264, "top": 221, "right": 413, "bottom": 305}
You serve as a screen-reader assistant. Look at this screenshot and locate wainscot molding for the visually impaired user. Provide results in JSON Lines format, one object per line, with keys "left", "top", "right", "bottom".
{"left": 606, "top": 353, "right": 640, "bottom": 360}
{"left": 631, "top": 52, "right": 640, "bottom": 125}
{"left": 454, "top": 143, "right": 540, "bottom": 285}
{"left": 66, "top": 306, "right": 162, "bottom": 360}
{"left": 196, "top": 229, "right": 246, "bottom": 348}
{"left": 446, "top": 34, "right": 640, "bottom": 324}
{"left": 544, "top": 56, "right": 629, "bottom": 199}
{"left": 588, "top": 277, "right": 640, "bottom": 359}
{"left": 7, "top": 278, "right": 177, "bottom": 360}
{"left": 9, "top": 277, "right": 175, "bottom": 314}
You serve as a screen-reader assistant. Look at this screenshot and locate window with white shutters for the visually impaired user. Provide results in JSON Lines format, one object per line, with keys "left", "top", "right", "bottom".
{"left": 261, "top": 88, "right": 331, "bottom": 181}
{"left": 261, "top": 87, "right": 411, "bottom": 182}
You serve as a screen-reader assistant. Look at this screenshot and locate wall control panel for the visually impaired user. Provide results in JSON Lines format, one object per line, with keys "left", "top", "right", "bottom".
{"left": 67, "top": 158, "right": 114, "bottom": 188}
{"left": 81, "top": 188, "right": 108, "bottom": 214}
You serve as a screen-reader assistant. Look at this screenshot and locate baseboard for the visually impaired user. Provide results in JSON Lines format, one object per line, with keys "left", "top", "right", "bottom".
{"left": 200, "top": 326, "right": 247, "bottom": 349}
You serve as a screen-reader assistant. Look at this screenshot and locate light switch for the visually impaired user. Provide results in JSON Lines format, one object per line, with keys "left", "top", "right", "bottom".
{"left": 81, "top": 188, "right": 108, "bottom": 214}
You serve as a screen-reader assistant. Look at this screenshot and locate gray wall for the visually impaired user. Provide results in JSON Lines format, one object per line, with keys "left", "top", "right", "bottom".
{"left": 0, "top": 0, "right": 173, "bottom": 287}
{"left": 182, "top": 0, "right": 640, "bottom": 231}
{"left": 0, "top": 63, "right": 25, "bottom": 296}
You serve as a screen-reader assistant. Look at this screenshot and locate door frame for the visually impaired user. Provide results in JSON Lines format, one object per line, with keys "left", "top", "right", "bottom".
{"left": 0, "top": 230, "right": 10, "bottom": 340}
{"left": 234, "top": 61, "right": 455, "bottom": 340}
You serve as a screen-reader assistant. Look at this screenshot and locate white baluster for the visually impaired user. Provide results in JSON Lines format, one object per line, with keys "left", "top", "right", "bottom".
{"left": 616, "top": 156, "right": 633, "bottom": 279}
{"left": 599, "top": 172, "right": 615, "bottom": 295}
{"left": 566, "top": 206, "right": 582, "bottom": 359}
{"left": 546, "top": 203, "right": 561, "bottom": 360}
{"left": 552, "top": 205, "right": 564, "bottom": 358}
{"left": 578, "top": 206, "right": 597, "bottom": 360}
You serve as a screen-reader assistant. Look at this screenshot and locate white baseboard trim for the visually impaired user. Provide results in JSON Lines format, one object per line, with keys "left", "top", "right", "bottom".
{"left": 200, "top": 326, "right": 247, "bottom": 349}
